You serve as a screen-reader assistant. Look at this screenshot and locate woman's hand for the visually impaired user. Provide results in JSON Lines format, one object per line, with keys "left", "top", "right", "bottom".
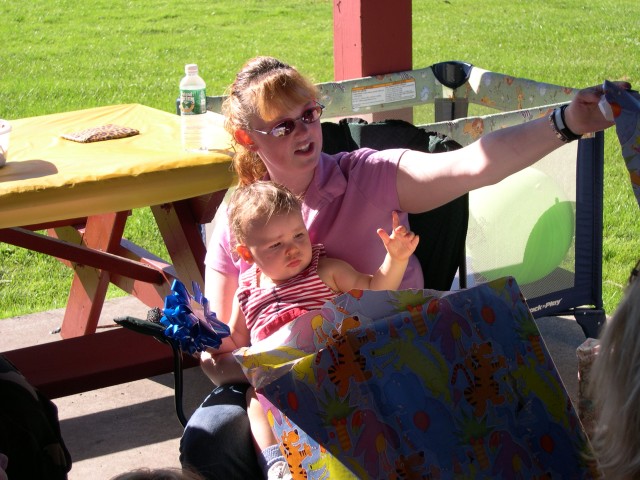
{"left": 200, "top": 350, "right": 248, "bottom": 385}
{"left": 201, "top": 268, "right": 245, "bottom": 384}
{"left": 564, "top": 81, "right": 632, "bottom": 135}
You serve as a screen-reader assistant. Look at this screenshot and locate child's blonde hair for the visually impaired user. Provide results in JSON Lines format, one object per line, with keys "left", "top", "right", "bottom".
{"left": 228, "top": 181, "right": 302, "bottom": 245}
{"left": 590, "top": 260, "right": 640, "bottom": 479}
{"left": 222, "top": 56, "right": 318, "bottom": 186}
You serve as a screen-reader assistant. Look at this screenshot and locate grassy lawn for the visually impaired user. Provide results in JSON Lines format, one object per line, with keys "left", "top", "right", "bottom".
{"left": 0, "top": 0, "right": 638, "bottom": 318}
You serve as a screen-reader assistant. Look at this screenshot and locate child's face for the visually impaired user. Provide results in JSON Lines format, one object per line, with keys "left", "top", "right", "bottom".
{"left": 238, "top": 210, "right": 313, "bottom": 284}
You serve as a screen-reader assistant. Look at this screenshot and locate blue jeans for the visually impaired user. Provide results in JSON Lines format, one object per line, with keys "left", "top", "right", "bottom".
{"left": 180, "top": 383, "right": 262, "bottom": 480}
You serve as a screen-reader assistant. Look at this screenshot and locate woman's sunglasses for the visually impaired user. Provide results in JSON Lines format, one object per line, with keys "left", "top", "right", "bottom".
{"left": 249, "top": 102, "right": 325, "bottom": 138}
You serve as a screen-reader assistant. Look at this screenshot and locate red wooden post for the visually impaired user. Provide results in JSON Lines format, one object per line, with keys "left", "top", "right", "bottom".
{"left": 333, "top": 0, "right": 413, "bottom": 122}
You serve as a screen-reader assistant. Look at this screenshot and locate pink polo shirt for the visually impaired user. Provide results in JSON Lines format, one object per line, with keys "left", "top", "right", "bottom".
{"left": 205, "top": 148, "right": 423, "bottom": 289}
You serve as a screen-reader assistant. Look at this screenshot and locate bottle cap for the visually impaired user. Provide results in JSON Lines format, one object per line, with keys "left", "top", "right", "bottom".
{"left": 185, "top": 64, "right": 198, "bottom": 75}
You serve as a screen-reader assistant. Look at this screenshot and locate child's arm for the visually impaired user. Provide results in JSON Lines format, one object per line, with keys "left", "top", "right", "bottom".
{"left": 319, "top": 211, "right": 419, "bottom": 292}
{"left": 371, "top": 210, "right": 419, "bottom": 290}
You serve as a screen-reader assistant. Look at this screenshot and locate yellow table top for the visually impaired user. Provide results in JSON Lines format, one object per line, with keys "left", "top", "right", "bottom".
{"left": 0, "top": 104, "right": 235, "bottom": 229}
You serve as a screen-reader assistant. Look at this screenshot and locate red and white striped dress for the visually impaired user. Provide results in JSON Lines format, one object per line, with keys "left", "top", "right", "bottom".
{"left": 237, "top": 244, "right": 337, "bottom": 343}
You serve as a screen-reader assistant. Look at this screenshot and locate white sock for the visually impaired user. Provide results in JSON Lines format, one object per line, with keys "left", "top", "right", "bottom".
{"left": 259, "top": 444, "right": 283, "bottom": 477}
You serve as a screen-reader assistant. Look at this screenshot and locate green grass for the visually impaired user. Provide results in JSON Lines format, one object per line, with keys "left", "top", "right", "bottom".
{"left": 0, "top": 0, "right": 638, "bottom": 318}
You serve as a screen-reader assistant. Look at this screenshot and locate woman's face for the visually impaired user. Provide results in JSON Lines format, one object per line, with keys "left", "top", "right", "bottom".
{"left": 239, "top": 210, "right": 313, "bottom": 285}
{"left": 246, "top": 100, "right": 324, "bottom": 190}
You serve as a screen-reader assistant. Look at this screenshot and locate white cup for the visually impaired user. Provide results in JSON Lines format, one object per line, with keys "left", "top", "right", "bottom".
{"left": 0, "top": 120, "right": 10, "bottom": 167}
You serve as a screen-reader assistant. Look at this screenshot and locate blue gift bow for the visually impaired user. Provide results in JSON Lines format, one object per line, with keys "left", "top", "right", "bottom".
{"left": 160, "top": 279, "right": 230, "bottom": 354}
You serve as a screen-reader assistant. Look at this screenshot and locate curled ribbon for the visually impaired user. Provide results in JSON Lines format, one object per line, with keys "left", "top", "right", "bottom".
{"left": 160, "top": 279, "right": 230, "bottom": 354}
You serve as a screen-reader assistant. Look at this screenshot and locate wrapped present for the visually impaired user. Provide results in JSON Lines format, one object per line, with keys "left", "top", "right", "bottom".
{"left": 603, "top": 80, "right": 640, "bottom": 209}
{"left": 234, "top": 277, "right": 597, "bottom": 479}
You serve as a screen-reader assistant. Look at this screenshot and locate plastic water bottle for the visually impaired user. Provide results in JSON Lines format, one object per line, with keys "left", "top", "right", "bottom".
{"left": 179, "top": 64, "right": 207, "bottom": 151}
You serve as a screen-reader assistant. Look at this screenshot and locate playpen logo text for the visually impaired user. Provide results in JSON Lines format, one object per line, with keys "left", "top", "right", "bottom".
{"left": 529, "top": 298, "right": 563, "bottom": 313}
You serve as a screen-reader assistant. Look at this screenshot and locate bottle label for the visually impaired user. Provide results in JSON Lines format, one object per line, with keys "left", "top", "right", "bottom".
{"left": 180, "top": 88, "right": 206, "bottom": 115}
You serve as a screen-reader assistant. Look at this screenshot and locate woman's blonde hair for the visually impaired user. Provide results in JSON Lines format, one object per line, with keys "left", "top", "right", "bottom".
{"left": 228, "top": 180, "right": 302, "bottom": 245}
{"left": 222, "top": 56, "right": 318, "bottom": 186}
{"left": 590, "top": 261, "right": 640, "bottom": 479}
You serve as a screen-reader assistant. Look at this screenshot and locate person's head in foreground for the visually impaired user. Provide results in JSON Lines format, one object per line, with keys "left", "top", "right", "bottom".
{"left": 110, "top": 467, "right": 203, "bottom": 480}
{"left": 591, "top": 259, "right": 640, "bottom": 479}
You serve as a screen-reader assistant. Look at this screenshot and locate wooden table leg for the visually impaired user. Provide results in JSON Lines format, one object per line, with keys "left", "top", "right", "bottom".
{"left": 109, "top": 239, "right": 175, "bottom": 308}
{"left": 151, "top": 201, "right": 207, "bottom": 289}
{"left": 55, "top": 212, "right": 129, "bottom": 338}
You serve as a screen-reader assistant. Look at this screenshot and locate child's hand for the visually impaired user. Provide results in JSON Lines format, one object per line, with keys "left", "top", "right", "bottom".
{"left": 377, "top": 211, "right": 419, "bottom": 261}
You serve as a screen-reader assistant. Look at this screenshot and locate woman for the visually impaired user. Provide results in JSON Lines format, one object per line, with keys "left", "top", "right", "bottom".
{"left": 179, "top": 56, "right": 630, "bottom": 479}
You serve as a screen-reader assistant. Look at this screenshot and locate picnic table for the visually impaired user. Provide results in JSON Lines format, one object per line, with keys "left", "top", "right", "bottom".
{"left": 1, "top": 104, "right": 234, "bottom": 398}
